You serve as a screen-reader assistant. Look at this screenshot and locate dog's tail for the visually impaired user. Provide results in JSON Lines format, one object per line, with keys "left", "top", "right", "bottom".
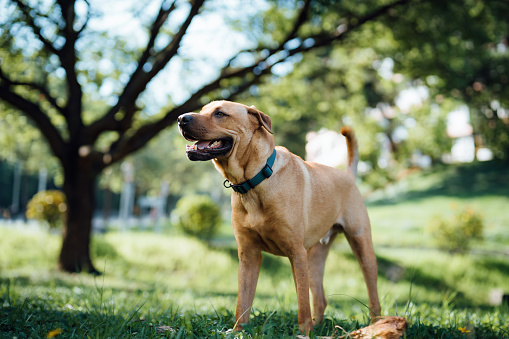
{"left": 341, "top": 126, "right": 359, "bottom": 177}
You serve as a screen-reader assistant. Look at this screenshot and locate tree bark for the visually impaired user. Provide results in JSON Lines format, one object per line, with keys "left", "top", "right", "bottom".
{"left": 58, "top": 154, "right": 99, "bottom": 274}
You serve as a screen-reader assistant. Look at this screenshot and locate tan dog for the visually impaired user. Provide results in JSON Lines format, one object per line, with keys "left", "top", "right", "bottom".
{"left": 178, "top": 101, "right": 380, "bottom": 332}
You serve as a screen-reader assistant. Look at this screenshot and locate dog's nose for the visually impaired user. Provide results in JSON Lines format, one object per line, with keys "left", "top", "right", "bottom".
{"left": 178, "top": 114, "right": 194, "bottom": 126}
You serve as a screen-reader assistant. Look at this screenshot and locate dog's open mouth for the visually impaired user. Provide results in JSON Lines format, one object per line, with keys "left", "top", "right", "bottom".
{"left": 182, "top": 132, "right": 233, "bottom": 161}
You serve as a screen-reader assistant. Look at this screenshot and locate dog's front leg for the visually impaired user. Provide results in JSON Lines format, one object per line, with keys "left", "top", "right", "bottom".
{"left": 290, "top": 247, "right": 313, "bottom": 333}
{"left": 234, "top": 245, "right": 262, "bottom": 331}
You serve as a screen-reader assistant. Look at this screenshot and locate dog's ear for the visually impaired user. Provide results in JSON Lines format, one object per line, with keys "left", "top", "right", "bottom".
{"left": 248, "top": 106, "right": 273, "bottom": 134}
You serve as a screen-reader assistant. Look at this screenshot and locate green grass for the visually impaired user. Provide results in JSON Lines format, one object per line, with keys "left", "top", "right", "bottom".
{"left": 367, "top": 160, "right": 509, "bottom": 252}
{"left": 1, "top": 160, "right": 509, "bottom": 338}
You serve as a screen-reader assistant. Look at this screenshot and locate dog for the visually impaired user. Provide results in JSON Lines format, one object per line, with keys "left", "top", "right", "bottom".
{"left": 178, "top": 101, "right": 380, "bottom": 332}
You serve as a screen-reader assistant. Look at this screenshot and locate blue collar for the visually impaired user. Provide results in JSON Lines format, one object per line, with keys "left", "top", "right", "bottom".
{"left": 223, "top": 149, "right": 277, "bottom": 194}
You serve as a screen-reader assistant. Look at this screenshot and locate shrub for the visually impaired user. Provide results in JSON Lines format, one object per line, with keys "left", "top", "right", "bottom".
{"left": 427, "top": 206, "right": 484, "bottom": 254}
{"left": 363, "top": 169, "right": 393, "bottom": 191}
{"left": 91, "top": 236, "right": 119, "bottom": 260}
{"left": 26, "top": 190, "right": 67, "bottom": 229}
{"left": 175, "top": 195, "right": 221, "bottom": 240}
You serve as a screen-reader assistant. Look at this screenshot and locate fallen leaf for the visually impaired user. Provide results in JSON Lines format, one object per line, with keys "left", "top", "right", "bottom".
{"left": 339, "top": 316, "right": 408, "bottom": 339}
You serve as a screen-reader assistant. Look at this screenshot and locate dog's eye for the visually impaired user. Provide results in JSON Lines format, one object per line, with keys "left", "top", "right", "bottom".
{"left": 215, "top": 111, "right": 227, "bottom": 117}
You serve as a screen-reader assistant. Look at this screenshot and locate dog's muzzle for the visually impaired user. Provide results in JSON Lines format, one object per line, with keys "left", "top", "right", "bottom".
{"left": 178, "top": 113, "right": 233, "bottom": 161}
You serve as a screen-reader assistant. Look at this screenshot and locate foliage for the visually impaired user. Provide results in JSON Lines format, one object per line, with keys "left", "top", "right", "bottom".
{"left": 384, "top": 0, "right": 509, "bottom": 159}
{"left": 427, "top": 206, "right": 484, "bottom": 254}
{"left": 362, "top": 168, "right": 393, "bottom": 191}
{"left": 0, "top": 105, "right": 57, "bottom": 169}
{"left": 251, "top": 0, "right": 509, "bottom": 170}
{"left": 25, "top": 190, "right": 66, "bottom": 229}
{"left": 175, "top": 195, "right": 222, "bottom": 240}
{"left": 0, "top": 105, "right": 62, "bottom": 189}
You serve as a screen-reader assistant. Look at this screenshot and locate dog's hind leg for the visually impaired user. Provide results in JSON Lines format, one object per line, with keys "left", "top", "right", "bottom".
{"left": 344, "top": 224, "right": 381, "bottom": 321}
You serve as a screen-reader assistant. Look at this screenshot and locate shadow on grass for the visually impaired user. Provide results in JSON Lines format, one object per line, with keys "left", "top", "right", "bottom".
{"left": 405, "top": 322, "right": 508, "bottom": 339}
{"left": 0, "top": 301, "right": 153, "bottom": 338}
{"left": 475, "top": 256, "right": 509, "bottom": 274}
{"left": 376, "top": 254, "right": 509, "bottom": 309}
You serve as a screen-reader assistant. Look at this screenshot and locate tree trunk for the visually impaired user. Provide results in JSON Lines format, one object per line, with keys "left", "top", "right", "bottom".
{"left": 58, "top": 155, "right": 99, "bottom": 274}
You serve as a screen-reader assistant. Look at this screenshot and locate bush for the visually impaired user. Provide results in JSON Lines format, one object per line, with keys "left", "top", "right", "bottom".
{"left": 175, "top": 195, "right": 221, "bottom": 240}
{"left": 91, "top": 236, "right": 119, "bottom": 260}
{"left": 427, "top": 206, "right": 484, "bottom": 254}
{"left": 363, "top": 169, "right": 393, "bottom": 191}
{"left": 26, "top": 190, "right": 67, "bottom": 229}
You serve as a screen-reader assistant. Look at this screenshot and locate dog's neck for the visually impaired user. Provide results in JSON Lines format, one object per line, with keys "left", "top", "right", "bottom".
{"left": 213, "top": 133, "right": 275, "bottom": 185}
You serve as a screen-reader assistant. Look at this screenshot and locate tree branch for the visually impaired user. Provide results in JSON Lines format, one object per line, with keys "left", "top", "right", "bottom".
{"left": 148, "top": 0, "right": 206, "bottom": 78}
{"left": 103, "top": 0, "right": 414, "bottom": 164}
{"left": 0, "top": 67, "right": 65, "bottom": 115}
{"left": 55, "top": 0, "right": 84, "bottom": 137}
{"left": 139, "top": 0, "right": 178, "bottom": 72}
{"left": 284, "top": 0, "right": 312, "bottom": 42}
{"left": 298, "top": 0, "right": 412, "bottom": 50}
{"left": 75, "top": 0, "right": 92, "bottom": 36}
{"left": 12, "top": 0, "right": 83, "bottom": 130}
{"left": 106, "top": 105, "right": 195, "bottom": 167}
{"left": 87, "top": 0, "right": 204, "bottom": 143}
{"left": 11, "top": 0, "right": 61, "bottom": 56}
{"left": 0, "top": 82, "right": 66, "bottom": 160}
{"left": 218, "top": 0, "right": 312, "bottom": 79}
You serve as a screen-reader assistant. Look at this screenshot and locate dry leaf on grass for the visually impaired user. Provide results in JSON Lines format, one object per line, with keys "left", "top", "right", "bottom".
{"left": 337, "top": 316, "right": 408, "bottom": 339}
{"left": 298, "top": 316, "right": 407, "bottom": 339}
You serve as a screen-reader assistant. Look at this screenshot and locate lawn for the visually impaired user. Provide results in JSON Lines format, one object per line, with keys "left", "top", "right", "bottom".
{"left": 1, "top": 160, "right": 508, "bottom": 338}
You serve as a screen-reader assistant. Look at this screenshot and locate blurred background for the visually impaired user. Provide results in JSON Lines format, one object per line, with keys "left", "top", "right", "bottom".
{"left": 0, "top": 0, "right": 508, "bottom": 332}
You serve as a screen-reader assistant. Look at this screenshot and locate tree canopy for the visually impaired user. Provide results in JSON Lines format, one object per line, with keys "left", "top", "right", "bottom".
{"left": 246, "top": 0, "right": 509, "bottom": 166}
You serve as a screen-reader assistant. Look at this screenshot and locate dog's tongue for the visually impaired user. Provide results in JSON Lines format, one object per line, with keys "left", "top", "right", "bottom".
{"left": 196, "top": 140, "right": 211, "bottom": 150}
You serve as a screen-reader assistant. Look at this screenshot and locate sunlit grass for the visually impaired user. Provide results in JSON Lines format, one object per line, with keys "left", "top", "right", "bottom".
{"left": 1, "top": 225, "right": 508, "bottom": 338}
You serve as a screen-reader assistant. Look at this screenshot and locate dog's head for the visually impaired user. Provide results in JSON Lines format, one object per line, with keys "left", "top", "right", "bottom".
{"left": 178, "top": 101, "right": 273, "bottom": 161}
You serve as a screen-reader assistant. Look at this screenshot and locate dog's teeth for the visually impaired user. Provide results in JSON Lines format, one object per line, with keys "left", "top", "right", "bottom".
{"left": 207, "top": 141, "right": 220, "bottom": 149}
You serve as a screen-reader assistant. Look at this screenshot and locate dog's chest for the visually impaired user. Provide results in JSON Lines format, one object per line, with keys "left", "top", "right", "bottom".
{"left": 232, "top": 197, "right": 293, "bottom": 256}
{"left": 233, "top": 199, "right": 268, "bottom": 231}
